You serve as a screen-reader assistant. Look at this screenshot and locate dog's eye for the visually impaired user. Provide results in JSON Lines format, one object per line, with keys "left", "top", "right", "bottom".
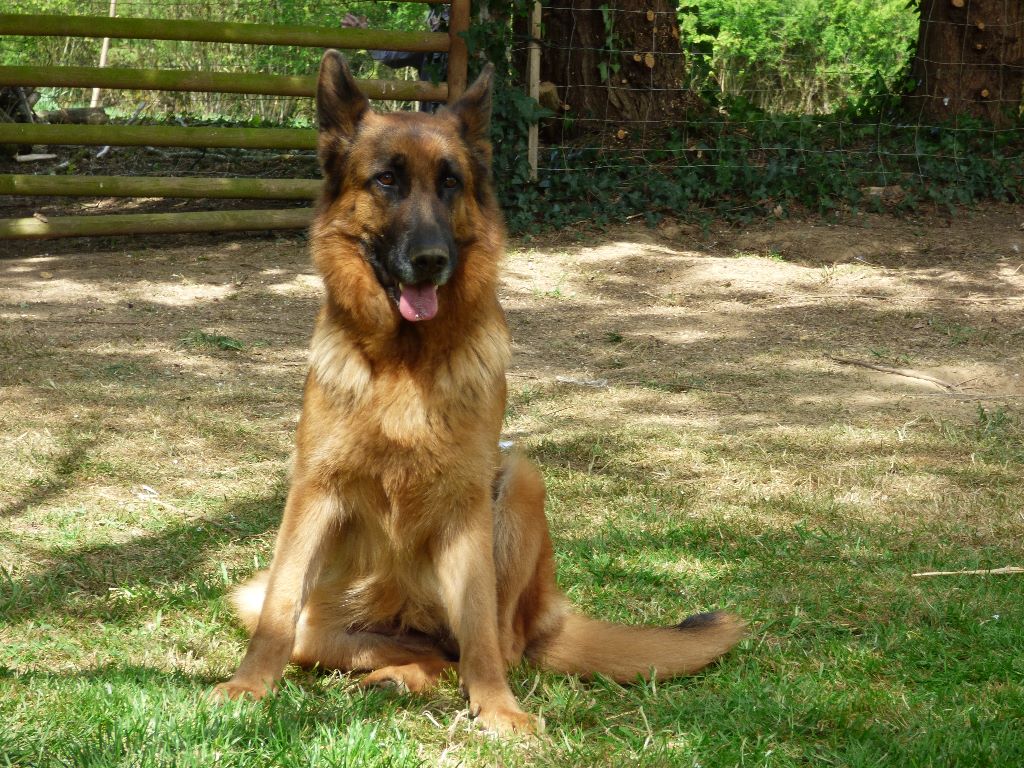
{"left": 376, "top": 172, "right": 396, "bottom": 187}
{"left": 442, "top": 175, "right": 459, "bottom": 190}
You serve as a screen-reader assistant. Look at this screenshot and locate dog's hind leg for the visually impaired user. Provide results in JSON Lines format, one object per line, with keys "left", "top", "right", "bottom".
{"left": 231, "top": 571, "right": 453, "bottom": 691}
{"left": 298, "top": 618, "right": 454, "bottom": 691}
{"left": 492, "top": 453, "right": 564, "bottom": 663}
{"left": 298, "top": 625, "right": 454, "bottom": 693}
{"left": 246, "top": 613, "right": 455, "bottom": 692}
{"left": 360, "top": 658, "right": 454, "bottom": 693}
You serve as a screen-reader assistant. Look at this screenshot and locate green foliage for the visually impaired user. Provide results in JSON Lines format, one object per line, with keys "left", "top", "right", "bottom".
{"left": 686, "top": 0, "right": 919, "bottom": 114}
{"left": 461, "top": 1, "right": 551, "bottom": 230}
{"left": 462, "top": 1, "right": 1019, "bottom": 232}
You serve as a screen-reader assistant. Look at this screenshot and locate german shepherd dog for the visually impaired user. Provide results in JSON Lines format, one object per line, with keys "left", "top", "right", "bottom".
{"left": 213, "top": 50, "right": 744, "bottom": 734}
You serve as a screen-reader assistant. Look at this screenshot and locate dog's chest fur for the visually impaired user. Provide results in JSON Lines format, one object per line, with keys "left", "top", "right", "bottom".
{"left": 300, "top": 307, "right": 510, "bottom": 518}
{"left": 308, "top": 311, "right": 507, "bottom": 440}
{"left": 298, "top": 310, "right": 510, "bottom": 633}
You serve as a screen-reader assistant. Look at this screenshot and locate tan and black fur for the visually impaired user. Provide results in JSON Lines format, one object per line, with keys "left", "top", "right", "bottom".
{"left": 213, "top": 51, "right": 744, "bottom": 734}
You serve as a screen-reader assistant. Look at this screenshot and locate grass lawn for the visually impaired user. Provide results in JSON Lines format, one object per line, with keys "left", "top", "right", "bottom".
{"left": 2, "top": 211, "right": 1023, "bottom": 766}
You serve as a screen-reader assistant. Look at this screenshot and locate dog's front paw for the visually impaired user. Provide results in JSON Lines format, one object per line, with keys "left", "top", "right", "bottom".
{"left": 470, "top": 701, "right": 541, "bottom": 735}
{"left": 210, "top": 679, "right": 273, "bottom": 702}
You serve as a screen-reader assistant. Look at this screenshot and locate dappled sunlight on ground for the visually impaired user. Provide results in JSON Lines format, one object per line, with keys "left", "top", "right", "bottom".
{"left": 0, "top": 207, "right": 1021, "bottom": 675}
{"left": 0, "top": 207, "right": 1021, "bottom": 767}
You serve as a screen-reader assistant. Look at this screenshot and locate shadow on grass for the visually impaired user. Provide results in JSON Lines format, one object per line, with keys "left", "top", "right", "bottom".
{"left": 0, "top": 482, "right": 287, "bottom": 624}
{"left": 1, "top": 427, "right": 102, "bottom": 519}
{"left": 0, "top": 661, "right": 210, "bottom": 688}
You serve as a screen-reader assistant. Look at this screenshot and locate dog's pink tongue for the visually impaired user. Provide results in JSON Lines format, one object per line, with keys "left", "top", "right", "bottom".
{"left": 399, "top": 284, "right": 438, "bottom": 322}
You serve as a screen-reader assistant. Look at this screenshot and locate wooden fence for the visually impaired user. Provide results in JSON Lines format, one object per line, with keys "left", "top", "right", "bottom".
{"left": 0, "top": 1, "right": 469, "bottom": 240}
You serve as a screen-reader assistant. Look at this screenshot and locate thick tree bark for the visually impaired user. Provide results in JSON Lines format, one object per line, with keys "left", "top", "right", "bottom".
{"left": 907, "top": 0, "right": 1024, "bottom": 125}
{"left": 537, "top": 0, "right": 696, "bottom": 138}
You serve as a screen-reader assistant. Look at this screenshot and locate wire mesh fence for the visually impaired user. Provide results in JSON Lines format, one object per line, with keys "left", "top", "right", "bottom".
{"left": 522, "top": 0, "right": 1021, "bottom": 216}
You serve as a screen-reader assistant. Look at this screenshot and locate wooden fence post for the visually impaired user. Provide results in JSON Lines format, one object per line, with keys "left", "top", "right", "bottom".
{"left": 447, "top": 0, "right": 470, "bottom": 101}
{"left": 90, "top": 0, "right": 117, "bottom": 108}
{"left": 528, "top": 1, "right": 541, "bottom": 181}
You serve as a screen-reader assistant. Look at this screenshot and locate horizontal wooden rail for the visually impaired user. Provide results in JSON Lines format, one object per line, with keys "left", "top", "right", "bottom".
{"left": 0, "top": 208, "right": 314, "bottom": 239}
{"left": 0, "top": 15, "right": 448, "bottom": 53}
{"left": 0, "top": 123, "right": 316, "bottom": 149}
{"left": 0, "top": 65, "right": 447, "bottom": 102}
{"left": 0, "top": 174, "right": 321, "bottom": 199}
{"left": 0, "top": 1, "right": 466, "bottom": 240}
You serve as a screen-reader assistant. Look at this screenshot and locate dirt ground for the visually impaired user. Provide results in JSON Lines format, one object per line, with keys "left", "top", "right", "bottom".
{"left": 1, "top": 205, "right": 1022, "bottom": 532}
{"left": 3, "top": 205, "right": 1023, "bottom": 407}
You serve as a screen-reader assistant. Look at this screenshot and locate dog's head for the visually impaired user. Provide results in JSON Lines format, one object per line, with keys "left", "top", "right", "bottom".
{"left": 314, "top": 50, "right": 495, "bottom": 324}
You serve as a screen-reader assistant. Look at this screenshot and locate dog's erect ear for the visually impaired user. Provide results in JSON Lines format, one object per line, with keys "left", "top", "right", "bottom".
{"left": 448, "top": 63, "right": 494, "bottom": 144}
{"left": 316, "top": 49, "right": 369, "bottom": 140}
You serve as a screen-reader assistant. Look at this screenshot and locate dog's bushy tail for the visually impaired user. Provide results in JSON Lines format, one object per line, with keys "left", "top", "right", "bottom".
{"left": 527, "top": 610, "right": 745, "bottom": 682}
{"left": 229, "top": 570, "right": 270, "bottom": 634}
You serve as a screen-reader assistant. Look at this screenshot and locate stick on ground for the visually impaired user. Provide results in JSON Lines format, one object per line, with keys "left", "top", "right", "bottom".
{"left": 912, "top": 566, "right": 1024, "bottom": 578}
{"left": 827, "top": 356, "right": 959, "bottom": 391}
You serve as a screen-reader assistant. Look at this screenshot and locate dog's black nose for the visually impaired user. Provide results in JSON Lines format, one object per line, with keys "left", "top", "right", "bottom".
{"left": 410, "top": 247, "right": 450, "bottom": 278}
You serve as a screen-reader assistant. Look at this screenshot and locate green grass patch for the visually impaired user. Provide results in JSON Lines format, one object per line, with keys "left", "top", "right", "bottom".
{"left": 5, "top": 416, "right": 1021, "bottom": 766}
{"left": 180, "top": 331, "right": 246, "bottom": 352}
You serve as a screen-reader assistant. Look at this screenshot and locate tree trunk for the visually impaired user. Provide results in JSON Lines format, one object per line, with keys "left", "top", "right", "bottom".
{"left": 0, "top": 86, "right": 36, "bottom": 157}
{"left": 538, "top": 0, "right": 696, "bottom": 139}
{"left": 907, "top": 0, "right": 1024, "bottom": 125}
